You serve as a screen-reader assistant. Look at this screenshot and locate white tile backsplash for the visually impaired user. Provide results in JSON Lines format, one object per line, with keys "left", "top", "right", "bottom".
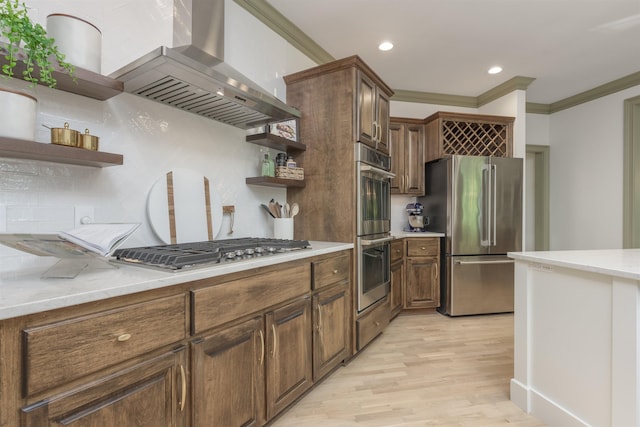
{"left": 0, "top": 0, "right": 316, "bottom": 274}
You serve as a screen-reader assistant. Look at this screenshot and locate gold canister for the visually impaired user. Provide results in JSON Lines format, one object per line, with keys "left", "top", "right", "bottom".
{"left": 51, "top": 122, "right": 78, "bottom": 147}
{"left": 77, "top": 128, "right": 99, "bottom": 151}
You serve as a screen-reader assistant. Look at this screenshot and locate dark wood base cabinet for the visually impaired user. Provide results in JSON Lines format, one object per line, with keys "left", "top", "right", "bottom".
{"left": 21, "top": 347, "right": 188, "bottom": 427}
{"left": 192, "top": 317, "right": 266, "bottom": 427}
{"left": 404, "top": 238, "right": 441, "bottom": 310}
{"left": 0, "top": 250, "right": 352, "bottom": 427}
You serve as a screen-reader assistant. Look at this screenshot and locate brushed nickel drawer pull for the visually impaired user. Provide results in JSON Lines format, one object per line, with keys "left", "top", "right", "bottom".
{"left": 178, "top": 364, "right": 186, "bottom": 411}
{"left": 117, "top": 333, "right": 131, "bottom": 342}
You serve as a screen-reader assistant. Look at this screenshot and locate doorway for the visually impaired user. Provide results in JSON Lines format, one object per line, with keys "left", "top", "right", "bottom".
{"left": 623, "top": 95, "right": 640, "bottom": 248}
{"left": 525, "top": 145, "right": 550, "bottom": 251}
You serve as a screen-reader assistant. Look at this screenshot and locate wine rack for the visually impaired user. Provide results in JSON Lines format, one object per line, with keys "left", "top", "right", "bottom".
{"left": 425, "top": 112, "right": 514, "bottom": 162}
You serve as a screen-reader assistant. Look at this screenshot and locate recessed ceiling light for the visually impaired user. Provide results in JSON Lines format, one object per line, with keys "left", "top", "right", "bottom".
{"left": 379, "top": 41, "right": 394, "bottom": 51}
{"left": 488, "top": 66, "right": 503, "bottom": 75}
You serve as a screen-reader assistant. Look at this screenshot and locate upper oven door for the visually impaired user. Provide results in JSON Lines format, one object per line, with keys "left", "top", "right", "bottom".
{"left": 357, "top": 163, "right": 394, "bottom": 236}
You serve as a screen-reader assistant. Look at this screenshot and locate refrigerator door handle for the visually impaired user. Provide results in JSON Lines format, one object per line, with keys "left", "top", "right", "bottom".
{"left": 492, "top": 164, "right": 498, "bottom": 246}
{"left": 481, "top": 165, "right": 491, "bottom": 247}
{"left": 454, "top": 259, "right": 515, "bottom": 265}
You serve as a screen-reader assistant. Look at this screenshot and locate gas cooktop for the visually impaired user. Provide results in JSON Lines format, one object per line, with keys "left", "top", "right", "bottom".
{"left": 112, "top": 237, "right": 311, "bottom": 271}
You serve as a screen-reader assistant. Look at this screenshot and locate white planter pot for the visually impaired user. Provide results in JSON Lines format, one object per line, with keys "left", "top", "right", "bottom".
{"left": 46, "top": 14, "right": 102, "bottom": 74}
{"left": 0, "top": 88, "right": 37, "bottom": 140}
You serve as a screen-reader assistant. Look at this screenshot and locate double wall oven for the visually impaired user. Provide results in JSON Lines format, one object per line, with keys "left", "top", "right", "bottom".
{"left": 355, "top": 143, "right": 394, "bottom": 313}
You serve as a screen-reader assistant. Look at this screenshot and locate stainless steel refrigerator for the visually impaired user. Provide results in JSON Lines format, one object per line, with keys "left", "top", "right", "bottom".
{"left": 419, "top": 155, "right": 523, "bottom": 316}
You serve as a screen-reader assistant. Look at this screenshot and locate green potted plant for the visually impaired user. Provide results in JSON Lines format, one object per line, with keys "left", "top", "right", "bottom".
{"left": 0, "top": 0, "right": 74, "bottom": 88}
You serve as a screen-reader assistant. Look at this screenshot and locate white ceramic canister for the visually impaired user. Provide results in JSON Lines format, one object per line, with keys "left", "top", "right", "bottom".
{"left": 46, "top": 14, "right": 102, "bottom": 74}
{"left": 273, "top": 218, "right": 294, "bottom": 240}
{"left": 0, "top": 88, "right": 37, "bottom": 140}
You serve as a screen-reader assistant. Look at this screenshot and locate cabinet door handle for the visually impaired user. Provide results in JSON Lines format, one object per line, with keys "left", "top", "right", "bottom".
{"left": 377, "top": 124, "right": 382, "bottom": 143}
{"left": 333, "top": 269, "right": 339, "bottom": 274}
{"left": 258, "top": 329, "right": 265, "bottom": 366}
{"left": 317, "top": 305, "right": 323, "bottom": 331}
{"left": 271, "top": 324, "right": 277, "bottom": 356}
{"left": 372, "top": 120, "right": 378, "bottom": 141}
{"left": 178, "top": 364, "right": 186, "bottom": 412}
{"left": 406, "top": 174, "right": 409, "bottom": 190}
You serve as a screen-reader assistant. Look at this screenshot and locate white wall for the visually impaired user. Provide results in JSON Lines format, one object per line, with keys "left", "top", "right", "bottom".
{"left": 0, "top": 0, "right": 315, "bottom": 273}
{"left": 546, "top": 86, "right": 640, "bottom": 250}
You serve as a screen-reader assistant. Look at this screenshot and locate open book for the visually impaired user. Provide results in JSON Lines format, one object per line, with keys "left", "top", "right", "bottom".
{"left": 0, "top": 223, "right": 140, "bottom": 258}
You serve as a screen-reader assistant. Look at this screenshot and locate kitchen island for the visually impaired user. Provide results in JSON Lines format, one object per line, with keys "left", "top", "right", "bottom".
{"left": 509, "top": 249, "right": 640, "bottom": 427}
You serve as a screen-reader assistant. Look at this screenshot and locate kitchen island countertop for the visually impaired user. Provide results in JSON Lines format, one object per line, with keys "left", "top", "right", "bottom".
{"left": 508, "top": 248, "right": 640, "bottom": 280}
{"left": 0, "top": 240, "right": 353, "bottom": 321}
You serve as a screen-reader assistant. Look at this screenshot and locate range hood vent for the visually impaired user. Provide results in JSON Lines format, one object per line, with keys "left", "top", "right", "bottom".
{"left": 110, "top": 0, "right": 300, "bottom": 129}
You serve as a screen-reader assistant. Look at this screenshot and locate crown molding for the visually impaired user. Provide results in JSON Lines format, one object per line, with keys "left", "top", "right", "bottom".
{"left": 526, "top": 103, "right": 551, "bottom": 114}
{"left": 477, "top": 76, "right": 535, "bottom": 106}
{"left": 546, "top": 70, "right": 640, "bottom": 114}
{"left": 233, "top": 0, "right": 334, "bottom": 65}
{"left": 392, "top": 76, "right": 534, "bottom": 109}
{"left": 391, "top": 90, "right": 478, "bottom": 108}
{"left": 237, "top": 0, "right": 640, "bottom": 115}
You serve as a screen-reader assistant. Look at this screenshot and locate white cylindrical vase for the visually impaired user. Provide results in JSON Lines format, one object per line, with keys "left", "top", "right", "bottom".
{"left": 0, "top": 88, "right": 37, "bottom": 140}
{"left": 46, "top": 14, "right": 102, "bottom": 74}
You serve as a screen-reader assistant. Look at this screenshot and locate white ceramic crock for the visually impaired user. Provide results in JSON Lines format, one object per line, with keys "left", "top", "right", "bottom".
{"left": 46, "top": 14, "right": 102, "bottom": 74}
{"left": 0, "top": 88, "right": 37, "bottom": 140}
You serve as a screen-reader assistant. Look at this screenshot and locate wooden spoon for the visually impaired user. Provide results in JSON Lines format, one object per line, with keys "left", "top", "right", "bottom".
{"left": 268, "top": 201, "right": 280, "bottom": 218}
{"left": 290, "top": 203, "right": 300, "bottom": 218}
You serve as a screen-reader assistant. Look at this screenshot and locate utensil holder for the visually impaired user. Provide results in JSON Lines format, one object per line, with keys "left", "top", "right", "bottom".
{"left": 273, "top": 218, "right": 294, "bottom": 240}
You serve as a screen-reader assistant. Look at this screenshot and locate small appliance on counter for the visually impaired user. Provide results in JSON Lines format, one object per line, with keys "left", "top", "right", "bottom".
{"left": 405, "top": 202, "right": 428, "bottom": 232}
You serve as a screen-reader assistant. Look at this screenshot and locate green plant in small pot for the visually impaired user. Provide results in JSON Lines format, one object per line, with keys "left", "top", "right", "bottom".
{"left": 0, "top": 0, "right": 74, "bottom": 88}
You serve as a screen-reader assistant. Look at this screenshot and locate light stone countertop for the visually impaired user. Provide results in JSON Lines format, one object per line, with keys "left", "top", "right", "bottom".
{"left": 0, "top": 241, "right": 353, "bottom": 321}
{"left": 508, "top": 248, "right": 640, "bottom": 281}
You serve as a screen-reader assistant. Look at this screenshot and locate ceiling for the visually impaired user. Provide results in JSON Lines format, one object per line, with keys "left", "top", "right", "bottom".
{"left": 265, "top": 0, "right": 640, "bottom": 107}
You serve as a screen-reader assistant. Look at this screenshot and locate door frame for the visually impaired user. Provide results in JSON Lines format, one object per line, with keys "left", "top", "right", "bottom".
{"left": 623, "top": 95, "right": 640, "bottom": 248}
{"left": 525, "top": 145, "right": 550, "bottom": 250}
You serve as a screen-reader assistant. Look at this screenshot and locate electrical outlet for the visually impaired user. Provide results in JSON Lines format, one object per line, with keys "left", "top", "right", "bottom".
{"left": 74, "top": 206, "right": 94, "bottom": 227}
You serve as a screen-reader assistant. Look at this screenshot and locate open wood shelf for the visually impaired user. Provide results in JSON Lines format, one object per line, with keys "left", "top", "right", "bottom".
{"left": 245, "top": 176, "right": 305, "bottom": 188}
{"left": 0, "top": 42, "right": 123, "bottom": 101}
{"left": 0, "top": 137, "right": 123, "bottom": 167}
{"left": 246, "top": 133, "right": 306, "bottom": 153}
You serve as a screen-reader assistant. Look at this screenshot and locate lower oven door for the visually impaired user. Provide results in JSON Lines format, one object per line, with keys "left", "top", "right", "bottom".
{"left": 357, "top": 235, "right": 392, "bottom": 313}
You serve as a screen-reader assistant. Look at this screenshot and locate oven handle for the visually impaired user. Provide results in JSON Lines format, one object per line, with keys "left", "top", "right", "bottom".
{"left": 360, "top": 236, "right": 395, "bottom": 247}
{"left": 359, "top": 164, "right": 396, "bottom": 179}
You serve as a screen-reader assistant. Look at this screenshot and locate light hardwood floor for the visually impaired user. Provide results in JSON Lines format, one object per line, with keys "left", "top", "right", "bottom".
{"left": 271, "top": 312, "right": 545, "bottom": 427}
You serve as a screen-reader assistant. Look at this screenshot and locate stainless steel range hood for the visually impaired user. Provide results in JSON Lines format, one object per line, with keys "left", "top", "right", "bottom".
{"left": 110, "top": 0, "right": 300, "bottom": 129}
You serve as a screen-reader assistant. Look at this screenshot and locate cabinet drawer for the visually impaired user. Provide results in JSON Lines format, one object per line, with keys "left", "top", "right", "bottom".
{"left": 23, "top": 294, "right": 187, "bottom": 396}
{"left": 406, "top": 238, "right": 439, "bottom": 257}
{"left": 192, "top": 264, "right": 310, "bottom": 334}
{"left": 312, "top": 253, "right": 350, "bottom": 290}
{"left": 356, "top": 299, "right": 389, "bottom": 350}
{"left": 390, "top": 239, "right": 404, "bottom": 263}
